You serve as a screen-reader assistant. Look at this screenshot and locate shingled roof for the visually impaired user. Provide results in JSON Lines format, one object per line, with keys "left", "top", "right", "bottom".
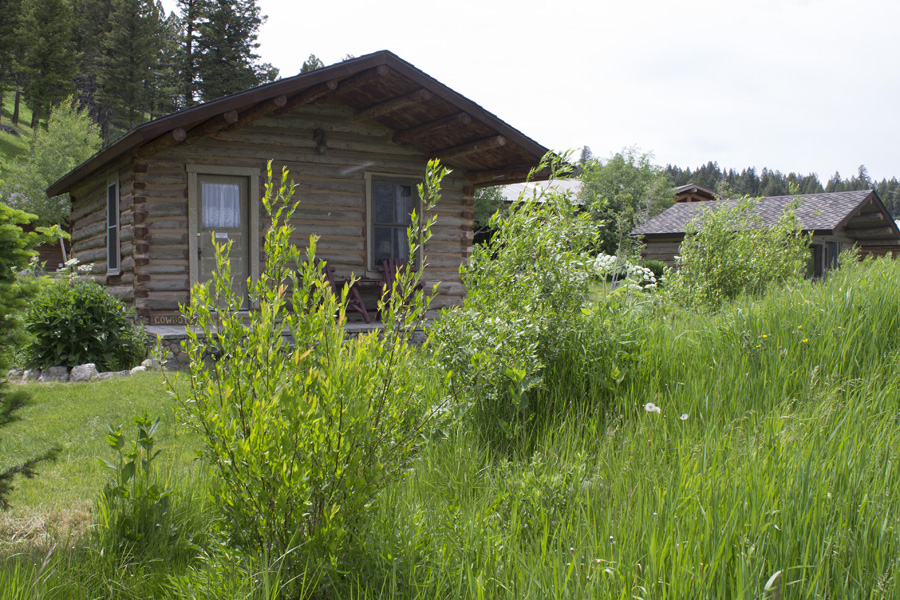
{"left": 48, "top": 50, "right": 550, "bottom": 197}
{"left": 633, "top": 190, "right": 894, "bottom": 237}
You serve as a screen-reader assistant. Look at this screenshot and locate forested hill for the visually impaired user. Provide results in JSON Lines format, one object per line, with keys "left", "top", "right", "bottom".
{"left": 0, "top": 0, "right": 278, "bottom": 144}
{"left": 665, "top": 162, "right": 900, "bottom": 217}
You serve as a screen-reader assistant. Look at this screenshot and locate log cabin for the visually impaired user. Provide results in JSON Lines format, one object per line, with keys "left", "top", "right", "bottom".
{"left": 633, "top": 189, "right": 900, "bottom": 277}
{"left": 48, "top": 51, "right": 551, "bottom": 328}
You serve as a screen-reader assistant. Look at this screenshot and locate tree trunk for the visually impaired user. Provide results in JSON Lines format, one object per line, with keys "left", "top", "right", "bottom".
{"left": 12, "top": 89, "right": 20, "bottom": 126}
{"left": 30, "top": 105, "right": 38, "bottom": 129}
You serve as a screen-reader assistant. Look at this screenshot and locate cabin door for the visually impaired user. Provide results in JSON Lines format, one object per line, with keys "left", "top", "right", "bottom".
{"left": 197, "top": 175, "right": 250, "bottom": 309}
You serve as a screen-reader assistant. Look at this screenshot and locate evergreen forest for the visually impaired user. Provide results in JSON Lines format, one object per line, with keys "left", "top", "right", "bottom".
{"left": 0, "top": 0, "right": 276, "bottom": 142}
{"left": 665, "top": 161, "right": 900, "bottom": 217}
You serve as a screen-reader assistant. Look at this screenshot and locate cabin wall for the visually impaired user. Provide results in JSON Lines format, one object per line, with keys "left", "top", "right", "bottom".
{"left": 640, "top": 236, "right": 683, "bottom": 266}
{"left": 69, "top": 160, "right": 136, "bottom": 303}
{"left": 134, "top": 100, "right": 472, "bottom": 324}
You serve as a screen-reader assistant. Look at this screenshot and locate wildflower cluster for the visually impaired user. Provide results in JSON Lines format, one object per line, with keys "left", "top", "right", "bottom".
{"left": 591, "top": 253, "right": 659, "bottom": 292}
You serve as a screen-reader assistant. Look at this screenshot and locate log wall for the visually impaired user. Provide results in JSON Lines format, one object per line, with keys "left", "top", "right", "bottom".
{"left": 69, "top": 159, "right": 136, "bottom": 303}
{"left": 73, "top": 100, "right": 473, "bottom": 323}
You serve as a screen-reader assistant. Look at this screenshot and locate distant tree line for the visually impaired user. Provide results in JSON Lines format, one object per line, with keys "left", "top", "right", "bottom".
{"left": 665, "top": 162, "right": 900, "bottom": 217}
{"left": 0, "top": 0, "right": 277, "bottom": 142}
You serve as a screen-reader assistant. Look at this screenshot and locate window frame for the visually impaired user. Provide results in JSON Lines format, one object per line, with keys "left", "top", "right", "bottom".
{"left": 106, "top": 174, "right": 120, "bottom": 275}
{"left": 365, "top": 173, "right": 423, "bottom": 271}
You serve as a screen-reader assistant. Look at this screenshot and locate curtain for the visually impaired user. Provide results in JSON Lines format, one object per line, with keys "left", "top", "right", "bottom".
{"left": 202, "top": 182, "right": 241, "bottom": 228}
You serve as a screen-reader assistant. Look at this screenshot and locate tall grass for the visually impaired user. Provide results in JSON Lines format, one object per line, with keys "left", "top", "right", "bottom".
{"left": 3, "top": 259, "right": 900, "bottom": 598}
{"left": 341, "top": 256, "right": 900, "bottom": 598}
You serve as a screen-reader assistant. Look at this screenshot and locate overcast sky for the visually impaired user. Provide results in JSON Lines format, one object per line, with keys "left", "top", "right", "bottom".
{"left": 161, "top": 0, "right": 900, "bottom": 182}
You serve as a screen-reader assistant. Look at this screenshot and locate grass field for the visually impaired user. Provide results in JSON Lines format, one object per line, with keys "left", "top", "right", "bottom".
{"left": 2, "top": 257, "right": 900, "bottom": 598}
{"left": 0, "top": 94, "right": 33, "bottom": 177}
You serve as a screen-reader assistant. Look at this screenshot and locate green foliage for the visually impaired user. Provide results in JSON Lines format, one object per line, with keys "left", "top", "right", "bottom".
{"left": 194, "top": 0, "right": 278, "bottom": 101}
{"left": 641, "top": 258, "right": 668, "bottom": 280}
{"left": 666, "top": 197, "right": 810, "bottom": 310}
{"left": 300, "top": 53, "right": 325, "bottom": 73}
{"left": 97, "top": 0, "right": 168, "bottom": 131}
{"left": 579, "top": 146, "right": 675, "bottom": 256}
{"left": 171, "top": 160, "right": 447, "bottom": 585}
{"left": 473, "top": 185, "right": 507, "bottom": 230}
{"left": 97, "top": 413, "right": 172, "bottom": 551}
{"left": 431, "top": 155, "right": 630, "bottom": 446}
{"left": 0, "top": 198, "right": 60, "bottom": 510}
{"left": 24, "top": 278, "right": 147, "bottom": 371}
{"left": 15, "top": 0, "right": 77, "bottom": 125}
{"left": 2, "top": 97, "right": 101, "bottom": 226}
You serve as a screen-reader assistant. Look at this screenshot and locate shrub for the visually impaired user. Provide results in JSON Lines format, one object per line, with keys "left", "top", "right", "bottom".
{"left": 641, "top": 259, "right": 668, "bottom": 281}
{"left": 430, "top": 155, "right": 632, "bottom": 446}
{"left": 170, "top": 161, "right": 448, "bottom": 586}
{"left": 24, "top": 278, "right": 147, "bottom": 371}
{"left": 665, "top": 197, "right": 809, "bottom": 311}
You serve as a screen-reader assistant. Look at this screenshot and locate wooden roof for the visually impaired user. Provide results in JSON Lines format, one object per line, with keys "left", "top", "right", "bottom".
{"left": 48, "top": 50, "right": 551, "bottom": 197}
{"left": 673, "top": 183, "right": 717, "bottom": 203}
{"left": 632, "top": 189, "right": 900, "bottom": 250}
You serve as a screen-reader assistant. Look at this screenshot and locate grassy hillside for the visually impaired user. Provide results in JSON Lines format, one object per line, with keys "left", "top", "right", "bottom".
{"left": 0, "top": 95, "right": 33, "bottom": 179}
{"left": 1, "top": 258, "right": 899, "bottom": 598}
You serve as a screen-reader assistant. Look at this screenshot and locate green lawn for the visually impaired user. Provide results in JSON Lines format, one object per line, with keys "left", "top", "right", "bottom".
{"left": 0, "top": 371, "right": 196, "bottom": 522}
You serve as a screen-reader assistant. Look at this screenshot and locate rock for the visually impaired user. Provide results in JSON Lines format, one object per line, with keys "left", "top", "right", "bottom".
{"left": 6, "top": 369, "right": 23, "bottom": 382}
{"left": 130, "top": 365, "right": 147, "bottom": 375}
{"left": 175, "top": 352, "right": 191, "bottom": 365}
{"left": 70, "top": 363, "right": 99, "bottom": 383}
{"left": 22, "top": 369, "right": 40, "bottom": 382}
{"left": 97, "top": 370, "right": 132, "bottom": 381}
{"left": 39, "top": 366, "right": 69, "bottom": 383}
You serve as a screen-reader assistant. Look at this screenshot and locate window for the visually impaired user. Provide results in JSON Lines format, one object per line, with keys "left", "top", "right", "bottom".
{"left": 369, "top": 177, "right": 421, "bottom": 269}
{"left": 106, "top": 177, "right": 120, "bottom": 275}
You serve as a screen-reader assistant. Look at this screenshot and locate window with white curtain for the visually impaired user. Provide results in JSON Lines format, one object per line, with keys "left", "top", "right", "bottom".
{"left": 202, "top": 181, "right": 242, "bottom": 228}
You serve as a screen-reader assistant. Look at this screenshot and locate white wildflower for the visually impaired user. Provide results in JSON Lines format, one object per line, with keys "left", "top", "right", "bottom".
{"left": 644, "top": 402, "right": 661, "bottom": 414}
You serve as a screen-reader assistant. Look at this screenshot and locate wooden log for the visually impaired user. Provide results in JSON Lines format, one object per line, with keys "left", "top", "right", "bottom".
{"left": 393, "top": 113, "right": 471, "bottom": 144}
{"left": 433, "top": 136, "right": 506, "bottom": 162}
{"left": 353, "top": 89, "right": 433, "bottom": 121}
{"left": 467, "top": 165, "right": 547, "bottom": 186}
{"left": 172, "top": 128, "right": 187, "bottom": 142}
{"left": 275, "top": 80, "right": 338, "bottom": 115}
{"left": 181, "top": 110, "right": 243, "bottom": 147}
{"left": 848, "top": 226, "right": 896, "bottom": 238}
{"left": 144, "top": 279, "right": 191, "bottom": 292}
{"left": 333, "top": 65, "right": 390, "bottom": 97}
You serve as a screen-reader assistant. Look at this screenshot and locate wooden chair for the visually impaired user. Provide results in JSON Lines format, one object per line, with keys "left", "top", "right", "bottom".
{"left": 316, "top": 259, "right": 372, "bottom": 323}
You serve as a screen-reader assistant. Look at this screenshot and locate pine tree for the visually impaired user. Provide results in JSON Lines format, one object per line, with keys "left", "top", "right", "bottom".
{"left": 176, "top": 0, "right": 206, "bottom": 106}
{"left": 16, "top": 0, "right": 78, "bottom": 128}
{"left": 194, "top": 0, "right": 278, "bottom": 101}
{"left": 97, "top": 0, "right": 165, "bottom": 133}
{"left": 0, "top": 0, "right": 24, "bottom": 125}
{"left": 300, "top": 53, "right": 325, "bottom": 73}
{"left": 71, "top": 0, "right": 114, "bottom": 134}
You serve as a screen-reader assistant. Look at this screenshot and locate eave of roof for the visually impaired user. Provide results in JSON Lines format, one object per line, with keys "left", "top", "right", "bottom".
{"left": 48, "top": 50, "right": 550, "bottom": 197}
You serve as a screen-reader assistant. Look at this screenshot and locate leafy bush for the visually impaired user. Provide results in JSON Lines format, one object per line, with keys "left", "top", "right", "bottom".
{"left": 666, "top": 197, "right": 809, "bottom": 310}
{"left": 171, "top": 161, "right": 448, "bottom": 586}
{"left": 24, "top": 278, "right": 147, "bottom": 371}
{"left": 431, "top": 155, "right": 632, "bottom": 446}
{"left": 97, "top": 413, "right": 172, "bottom": 553}
{"left": 641, "top": 259, "right": 668, "bottom": 281}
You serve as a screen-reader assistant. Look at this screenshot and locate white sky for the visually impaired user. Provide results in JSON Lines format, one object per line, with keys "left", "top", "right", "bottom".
{"left": 161, "top": 0, "right": 900, "bottom": 182}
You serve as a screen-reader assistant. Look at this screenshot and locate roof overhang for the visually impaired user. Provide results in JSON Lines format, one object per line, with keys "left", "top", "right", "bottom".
{"left": 48, "top": 50, "right": 551, "bottom": 197}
